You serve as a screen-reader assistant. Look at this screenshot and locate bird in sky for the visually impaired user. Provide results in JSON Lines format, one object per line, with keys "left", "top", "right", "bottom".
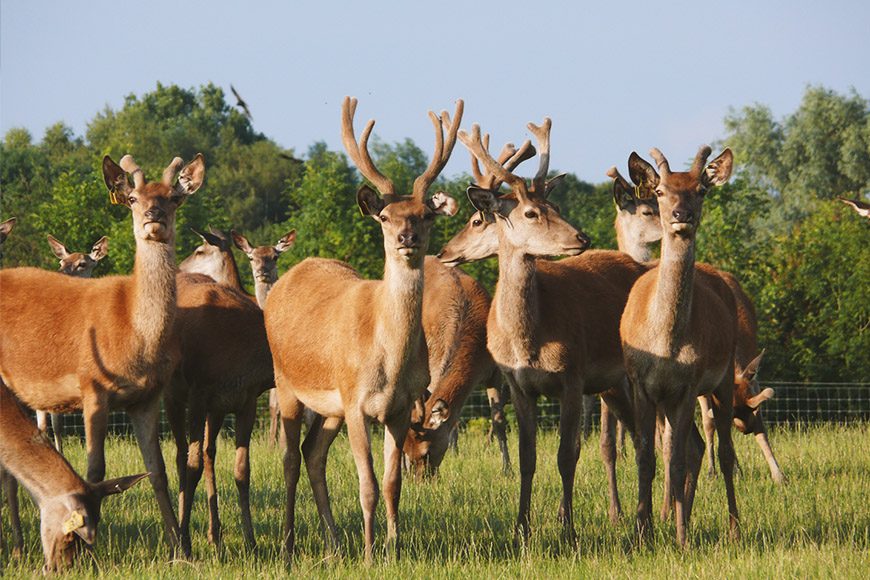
{"left": 230, "top": 84, "right": 253, "bottom": 120}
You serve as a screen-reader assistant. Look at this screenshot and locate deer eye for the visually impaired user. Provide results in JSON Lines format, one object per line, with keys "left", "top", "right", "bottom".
{"left": 379, "top": 214, "right": 389, "bottom": 223}
{"left": 524, "top": 210, "right": 538, "bottom": 219}
{"left": 472, "top": 219, "right": 482, "bottom": 227}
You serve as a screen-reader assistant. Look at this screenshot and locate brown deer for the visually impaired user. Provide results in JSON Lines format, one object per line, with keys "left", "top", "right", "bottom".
{"left": 457, "top": 121, "right": 653, "bottom": 543}
{"left": 0, "top": 154, "right": 205, "bottom": 556}
{"left": 178, "top": 225, "right": 254, "bottom": 300}
{"left": 264, "top": 96, "right": 462, "bottom": 561}
{"left": 405, "top": 137, "right": 535, "bottom": 477}
{"left": 0, "top": 379, "right": 147, "bottom": 573}
{"left": 620, "top": 146, "right": 738, "bottom": 547}
{"left": 163, "top": 271, "right": 275, "bottom": 554}
{"left": 0, "top": 217, "right": 15, "bottom": 262}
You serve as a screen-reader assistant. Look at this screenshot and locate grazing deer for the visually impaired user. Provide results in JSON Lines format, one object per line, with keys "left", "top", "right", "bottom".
{"left": 264, "top": 96, "right": 461, "bottom": 561}
{"left": 405, "top": 137, "right": 535, "bottom": 477}
{"left": 456, "top": 120, "right": 653, "bottom": 544}
{"left": 0, "top": 154, "right": 205, "bottom": 556}
{"left": 620, "top": 146, "right": 739, "bottom": 547}
{"left": 1, "top": 378, "right": 148, "bottom": 573}
{"left": 163, "top": 271, "right": 275, "bottom": 554}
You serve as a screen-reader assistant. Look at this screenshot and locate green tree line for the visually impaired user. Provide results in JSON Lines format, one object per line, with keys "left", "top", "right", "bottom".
{"left": 1, "top": 83, "right": 868, "bottom": 383}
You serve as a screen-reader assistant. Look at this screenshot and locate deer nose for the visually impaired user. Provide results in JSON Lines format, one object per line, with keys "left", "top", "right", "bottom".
{"left": 145, "top": 208, "right": 166, "bottom": 221}
{"left": 672, "top": 209, "right": 693, "bottom": 223}
{"left": 398, "top": 231, "right": 418, "bottom": 247}
{"left": 577, "top": 232, "right": 591, "bottom": 250}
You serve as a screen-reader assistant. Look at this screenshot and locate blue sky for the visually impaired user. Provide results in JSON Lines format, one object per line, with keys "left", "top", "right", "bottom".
{"left": 2, "top": 0, "right": 867, "bottom": 183}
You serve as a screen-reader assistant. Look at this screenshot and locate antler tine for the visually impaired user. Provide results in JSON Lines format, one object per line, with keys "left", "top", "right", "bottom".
{"left": 527, "top": 118, "right": 552, "bottom": 197}
{"left": 119, "top": 155, "right": 146, "bottom": 188}
{"left": 469, "top": 133, "right": 491, "bottom": 186}
{"left": 692, "top": 145, "right": 713, "bottom": 179}
{"left": 471, "top": 136, "right": 519, "bottom": 190}
{"left": 162, "top": 157, "right": 184, "bottom": 186}
{"left": 340, "top": 96, "right": 397, "bottom": 200}
{"left": 606, "top": 166, "right": 632, "bottom": 191}
{"left": 413, "top": 99, "right": 464, "bottom": 200}
{"left": 504, "top": 139, "right": 535, "bottom": 172}
{"left": 459, "top": 124, "right": 526, "bottom": 197}
{"left": 649, "top": 148, "right": 671, "bottom": 176}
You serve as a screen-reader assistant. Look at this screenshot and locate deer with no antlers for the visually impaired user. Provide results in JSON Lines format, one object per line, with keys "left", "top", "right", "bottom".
{"left": 264, "top": 96, "right": 462, "bottom": 561}
{"left": 454, "top": 120, "right": 653, "bottom": 544}
{"left": 620, "top": 146, "right": 739, "bottom": 547}
{"left": 0, "top": 154, "right": 205, "bottom": 557}
{"left": 0, "top": 379, "right": 147, "bottom": 573}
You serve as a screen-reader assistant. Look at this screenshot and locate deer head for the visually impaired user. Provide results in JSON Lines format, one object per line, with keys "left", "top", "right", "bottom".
{"left": 607, "top": 165, "right": 662, "bottom": 255}
{"left": 455, "top": 120, "right": 588, "bottom": 259}
{"left": 341, "top": 96, "right": 461, "bottom": 267}
{"left": 731, "top": 351, "right": 774, "bottom": 434}
{"left": 102, "top": 154, "right": 205, "bottom": 244}
{"left": 179, "top": 225, "right": 234, "bottom": 279}
{"left": 628, "top": 146, "right": 733, "bottom": 239}
{"left": 232, "top": 229, "right": 296, "bottom": 283}
{"left": 47, "top": 235, "right": 109, "bottom": 278}
{"left": 0, "top": 216, "right": 16, "bottom": 262}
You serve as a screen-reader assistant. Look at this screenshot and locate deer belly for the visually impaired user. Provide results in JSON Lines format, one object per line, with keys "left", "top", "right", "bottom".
{"left": 297, "top": 389, "right": 345, "bottom": 418}
{"left": 0, "top": 372, "right": 83, "bottom": 414}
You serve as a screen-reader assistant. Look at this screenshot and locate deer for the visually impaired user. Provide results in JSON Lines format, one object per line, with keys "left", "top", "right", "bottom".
{"left": 610, "top": 165, "right": 783, "bottom": 487}
{"left": 0, "top": 217, "right": 17, "bottom": 261}
{"left": 404, "top": 137, "right": 536, "bottom": 478}
{"left": 619, "top": 146, "right": 739, "bottom": 547}
{"left": 0, "top": 154, "right": 205, "bottom": 557}
{"left": 455, "top": 120, "right": 657, "bottom": 544}
{"left": 163, "top": 270, "right": 275, "bottom": 554}
{"left": 0, "top": 379, "right": 147, "bottom": 573}
{"left": 263, "top": 96, "right": 462, "bottom": 562}
{"left": 35, "top": 235, "right": 111, "bottom": 452}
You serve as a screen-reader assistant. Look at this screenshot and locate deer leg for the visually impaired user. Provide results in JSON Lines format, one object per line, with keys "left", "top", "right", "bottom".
{"left": 268, "top": 388, "right": 280, "bottom": 447}
{"left": 511, "top": 383, "right": 537, "bottom": 547}
{"left": 127, "top": 395, "right": 184, "bottom": 556}
{"left": 753, "top": 413, "right": 785, "bottom": 483}
{"left": 633, "top": 383, "right": 657, "bottom": 543}
{"left": 383, "top": 411, "right": 411, "bottom": 560}
{"left": 164, "top": 396, "right": 188, "bottom": 506}
{"left": 345, "top": 409, "right": 378, "bottom": 564}
{"left": 711, "top": 387, "right": 740, "bottom": 541}
{"left": 486, "top": 381, "right": 511, "bottom": 474}
{"left": 36, "top": 411, "right": 63, "bottom": 452}
{"left": 662, "top": 393, "right": 696, "bottom": 548}
{"left": 204, "top": 413, "right": 225, "bottom": 548}
{"left": 232, "top": 401, "right": 258, "bottom": 552}
{"left": 581, "top": 394, "right": 595, "bottom": 440}
{"left": 277, "top": 385, "right": 304, "bottom": 558}
{"left": 176, "top": 405, "right": 207, "bottom": 556}
{"left": 599, "top": 398, "right": 621, "bottom": 523}
{"left": 684, "top": 421, "right": 705, "bottom": 524}
{"left": 698, "top": 395, "right": 717, "bottom": 477}
{"left": 1, "top": 467, "right": 24, "bottom": 559}
{"left": 81, "top": 393, "right": 109, "bottom": 483}
{"left": 556, "top": 388, "right": 583, "bottom": 547}
{"left": 658, "top": 409, "right": 672, "bottom": 521}
{"left": 301, "top": 414, "right": 343, "bottom": 557}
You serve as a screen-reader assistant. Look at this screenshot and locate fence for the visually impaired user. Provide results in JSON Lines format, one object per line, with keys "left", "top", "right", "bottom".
{"left": 46, "top": 381, "right": 870, "bottom": 440}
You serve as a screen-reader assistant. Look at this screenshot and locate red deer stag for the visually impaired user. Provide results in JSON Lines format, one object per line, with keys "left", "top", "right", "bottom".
{"left": 620, "top": 146, "right": 738, "bottom": 547}
{"left": 0, "top": 154, "right": 205, "bottom": 556}
{"left": 0, "top": 379, "right": 147, "bottom": 573}
{"left": 264, "top": 97, "right": 462, "bottom": 561}
{"left": 405, "top": 137, "right": 535, "bottom": 477}
{"left": 457, "top": 121, "right": 649, "bottom": 543}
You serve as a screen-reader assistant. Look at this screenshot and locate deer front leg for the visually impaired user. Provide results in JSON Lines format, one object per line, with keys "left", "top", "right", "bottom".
{"left": 662, "top": 392, "right": 697, "bottom": 548}
{"left": 81, "top": 392, "right": 109, "bottom": 483}
{"left": 301, "top": 414, "right": 343, "bottom": 557}
{"left": 486, "top": 381, "right": 511, "bottom": 474}
{"left": 127, "top": 395, "right": 184, "bottom": 556}
{"left": 633, "top": 384, "right": 657, "bottom": 543}
{"left": 599, "top": 398, "right": 622, "bottom": 523}
{"left": 164, "top": 396, "right": 188, "bottom": 506}
{"left": 233, "top": 401, "right": 259, "bottom": 552}
{"left": 277, "top": 385, "right": 304, "bottom": 559}
{"left": 556, "top": 388, "right": 583, "bottom": 547}
{"left": 711, "top": 387, "right": 740, "bottom": 541}
{"left": 204, "top": 412, "right": 225, "bottom": 548}
{"left": 345, "top": 410, "right": 378, "bottom": 564}
{"left": 383, "top": 410, "right": 411, "bottom": 561}
{"left": 511, "top": 384, "right": 538, "bottom": 547}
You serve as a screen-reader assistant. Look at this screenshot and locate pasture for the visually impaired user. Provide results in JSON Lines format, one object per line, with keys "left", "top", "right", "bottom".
{"left": 2, "top": 419, "right": 868, "bottom": 578}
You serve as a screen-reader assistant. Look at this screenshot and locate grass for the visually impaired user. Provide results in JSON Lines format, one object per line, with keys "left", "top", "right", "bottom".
{"left": 2, "top": 420, "right": 869, "bottom": 578}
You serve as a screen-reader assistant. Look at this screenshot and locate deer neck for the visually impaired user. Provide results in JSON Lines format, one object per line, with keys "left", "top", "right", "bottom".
{"left": 651, "top": 232, "right": 696, "bottom": 346}
{"left": 222, "top": 252, "right": 247, "bottom": 292}
{"left": 130, "top": 237, "right": 178, "bottom": 360}
{"left": 616, "top": 217, "right": 653, "bottom": 262}
{"left": 491, "top": 244, "right": 540, "bottom": 364}
{"left": 377, "top": 255, "right": 426, "bottom": 365}
{"left": 253, "top": 280, "right": 273, "bottom": 309}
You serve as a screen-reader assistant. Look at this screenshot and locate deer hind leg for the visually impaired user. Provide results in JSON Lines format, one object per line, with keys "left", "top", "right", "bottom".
{"left": 127, "top": 395, "right": 183, "bottom": 556}
{"left": 277, "top": 384, "right": 305, "bottom": 558}
{"left": 344, "top": 409, "right": 378, "bottom": 564}
{"left": 383, "top": 411, "right": 412, "bottom": 560}
{"left": 510, "top": 382, "right": 538, "bottom": 547}
{"left": 486, "top": 380, "right": 511, "bottom": 474}
{"left": 698, "top": 395, "right": 717, "bottom": 477}
{"left": 301, "top": 413, "right": 343, "bottom": 557}
{"left": 658, "top": 409, "right": 672, "bottom": 521}
{"left": 81, "top": 392, "right": 109, "bottom": 484}
{"left": 556, "top": 388, "right": 583, "bottom": 547}
{"left": 662, "top": 392, "right": 696, "bottom": 548}
{"left": 632, "top": 383, "right": 657, "bottom": 543}
{"left": 268, "top": 388, "right": 281, "bottom": 447}
{"left": 164, "top": 396, "right": 188, "bottom": 508}
{"left": 204, "top": 413, "right": 225, "bottom": 548}
{"left": 684, "top": 421, "right": 705, "bottom": 524}
{"left": 711, "top": 386, "right": 740, "bottom": 541}
{"left": 232, "top": 400, "right": 259, "bottom": 552}
{"left": 175, "top": 404, "right": 207, "bottom": 556}
{"left": 599, "top": 398, "right": 622, "bottom": 524}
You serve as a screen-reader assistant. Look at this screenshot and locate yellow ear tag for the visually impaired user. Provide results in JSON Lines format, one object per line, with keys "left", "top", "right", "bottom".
{"left": 109, "top": 188, "right": 124, "bottom": 205}
{"left": 482, "top": 211, "right": 496, "bottom": 224}
{"left": 634, "top": 180, "right": 654, "bottom": 200}
{"left": 62, "top": 510, "right": 85, "bottom": 535}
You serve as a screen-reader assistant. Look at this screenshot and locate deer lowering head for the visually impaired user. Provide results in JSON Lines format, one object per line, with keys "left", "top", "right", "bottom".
{"left": 47, "top": 235, "right": 109, "bottom": 278}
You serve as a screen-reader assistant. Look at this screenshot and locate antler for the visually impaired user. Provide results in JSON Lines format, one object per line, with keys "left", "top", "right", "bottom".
{"left": 412, "top": 99, "right": 464, "bottom": 200}
{"left": 470, "top": 136, "right": 536, "bottom": 192}
{"left": 119, "top": 155, "right": 146, "bottom": 189}
{"left": 459, "top": 124, "right": 530, "bottom": 202}
{"left": 341, "top": 96, "right": 397, "bottom": 202}
{"left": 162, "top": 158, "right": 184, "bottom": 186}
{"left": 692, "top": 145, "right": 713, "bottom": 179}
{"left": 606, "top": 166, "right": 632, "bottom": 191}
{"left": 649, "top": 148, "right": 671, "bottom": 176}
{"left": 527, "top": 118, "right": 552, "bottom": 198}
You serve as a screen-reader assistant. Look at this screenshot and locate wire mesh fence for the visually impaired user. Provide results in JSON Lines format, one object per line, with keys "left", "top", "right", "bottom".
{"left": 48, "top": 381, "right": 870, "bottom": 440}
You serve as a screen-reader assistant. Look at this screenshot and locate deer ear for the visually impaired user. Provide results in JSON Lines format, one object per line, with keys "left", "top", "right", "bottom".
{"left": 628, "top": 152, "right": 659, "bottom": 191}
{"left": 467, "top": 186, "right": 505, "bottom": 216}
{"left": 175, "top": 153, "right": 205, "bottom": 196}
{"left": 102, "top": 156, "right": 132, "bottom": 205}
{"left": 429, "top": 191, "right": 458, "bottom": 217}
{"left": 612, "top": 177, "right": 635, "bottom": 210}
{"left": 92, "top": 472, "right": 149, "bottom": 500}
{"left": 231, "top": 230, "right": 254, "bottom": 254}
{"left": 274, "top": 230, "right": 296, "bottom": 253}
{"left": 429, "top": 399, "right": 450, "bottom": 426}
{"left": 357, "top": 184, "right": 386, "bottom": 217}
{"left": 90, "top": 237, "right": 109, "bottom": 261}
{"left": 704, "top": 148, "right": 734, "bottom": 187}
{"left": 47, "top": 235, "right": 70, "bottom": 259}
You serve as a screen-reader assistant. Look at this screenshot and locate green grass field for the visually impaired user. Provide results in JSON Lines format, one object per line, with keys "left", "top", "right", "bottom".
{"left": 2, "top": 421, "right": 868, "bottom": 578}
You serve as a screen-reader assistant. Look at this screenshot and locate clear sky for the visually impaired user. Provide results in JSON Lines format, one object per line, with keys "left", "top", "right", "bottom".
{"left": 2, "top": 0, "right": 867, "bottom": 184}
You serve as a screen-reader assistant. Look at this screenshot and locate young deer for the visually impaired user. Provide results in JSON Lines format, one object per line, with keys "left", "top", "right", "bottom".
{"left": 620, "top": 146, "right": 738, "bottom": 547}
{"left": 0, "top": 154, "right": 205, "bottom": 556}
{"left": 178, "top": 225, "right": 255, "bottom": 301}
{"left": 457, "top": 121, "right": 653, "bottom": 544}
{"left": 0, "top": 378, "right": 147, "bottom": 573}
{"left": 264, "top": 97, "right": 462, "bottom": 561}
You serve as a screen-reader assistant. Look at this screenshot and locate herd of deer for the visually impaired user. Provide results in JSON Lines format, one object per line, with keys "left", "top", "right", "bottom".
{"left": 7, "top": 94, "right": 865, "bottom": 572}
